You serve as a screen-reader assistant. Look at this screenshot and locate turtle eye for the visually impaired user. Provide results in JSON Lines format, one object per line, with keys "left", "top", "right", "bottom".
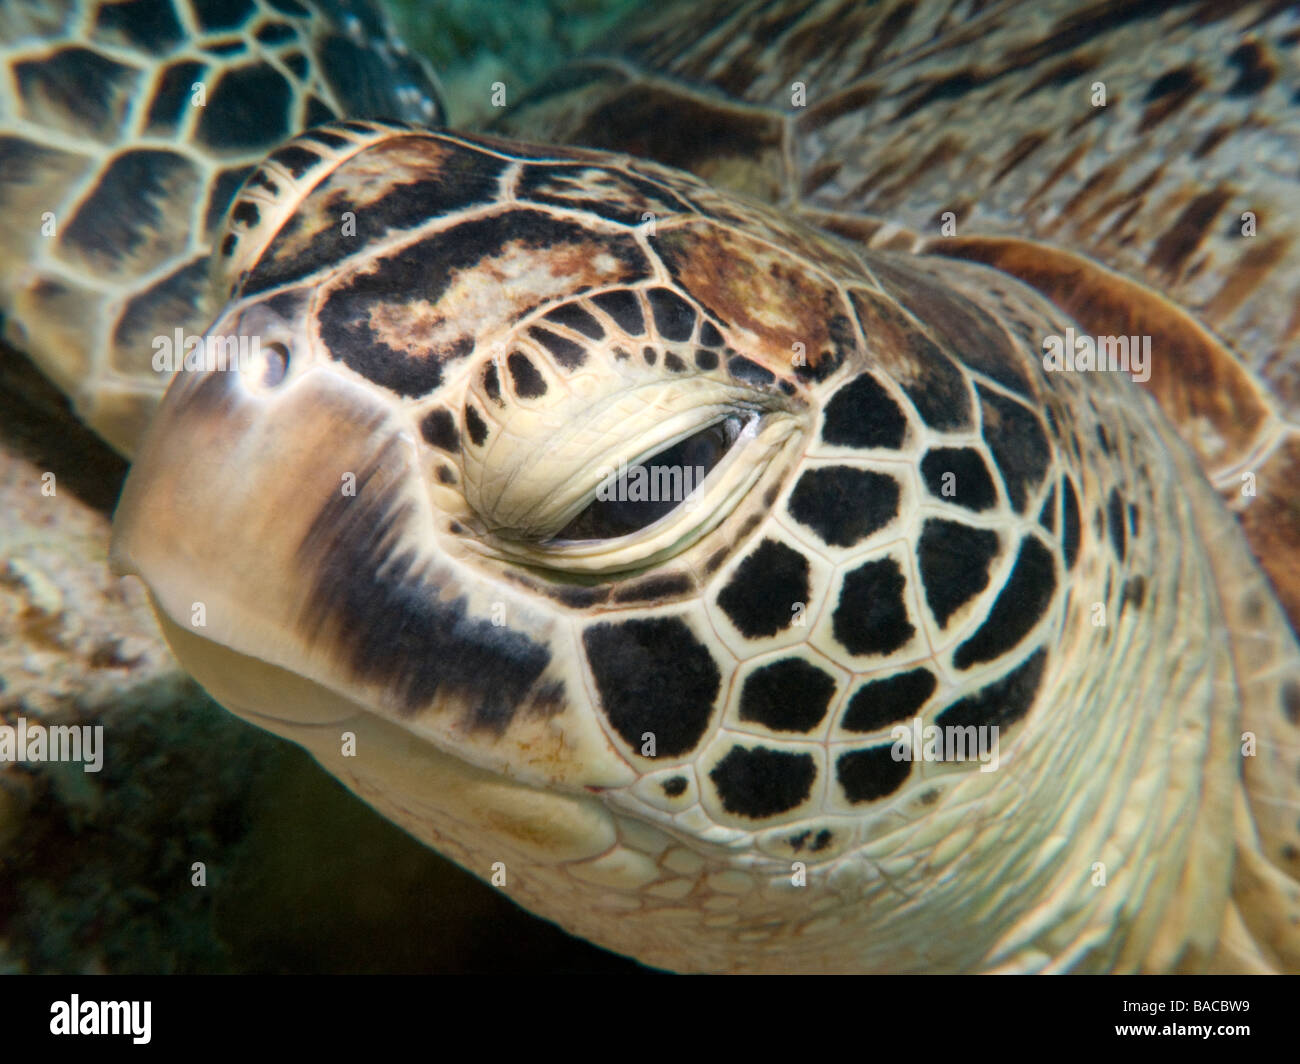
{"left": 556, "top": 416, "right": 744, "bottom": 541}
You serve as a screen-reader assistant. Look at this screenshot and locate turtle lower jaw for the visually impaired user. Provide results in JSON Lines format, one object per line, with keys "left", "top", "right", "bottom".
{"left": 143, "top": 603, "right": 622, "bottom": 869}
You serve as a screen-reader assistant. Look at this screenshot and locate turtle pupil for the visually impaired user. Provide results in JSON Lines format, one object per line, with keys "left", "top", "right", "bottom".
{"left": 557, "top": 418, "right": 740, "bottom": 541}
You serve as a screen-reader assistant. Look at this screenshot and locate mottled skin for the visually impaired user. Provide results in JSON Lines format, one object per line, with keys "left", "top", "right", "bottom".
{"left": 4, "top": 0, "right": 1300, "bottom": 971}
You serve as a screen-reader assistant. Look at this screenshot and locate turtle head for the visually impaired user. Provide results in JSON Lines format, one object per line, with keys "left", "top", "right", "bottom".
{"left": 111, "top": 125, "right": 840, "bottom": 857}
{"left": 113, "top": 125, "right": 1072, "bottom": 968}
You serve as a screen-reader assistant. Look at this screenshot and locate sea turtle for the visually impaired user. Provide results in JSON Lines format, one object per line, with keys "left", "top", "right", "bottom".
{"left": 2, "top": 0, "right": 1299, "bottom": 973}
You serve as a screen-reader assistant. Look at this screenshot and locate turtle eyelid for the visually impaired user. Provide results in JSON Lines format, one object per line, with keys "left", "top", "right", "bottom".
{"left": 553, "top": 416, "right": 744, "bottom": 542}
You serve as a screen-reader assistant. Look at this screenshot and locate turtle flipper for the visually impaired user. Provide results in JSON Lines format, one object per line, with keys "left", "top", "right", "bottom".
{"left": 0, "top": 0, "right": 443, "bottom": 456}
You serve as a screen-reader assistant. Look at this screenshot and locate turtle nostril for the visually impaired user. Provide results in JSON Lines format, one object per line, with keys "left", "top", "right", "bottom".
{"left": 261, "top": 341, "right": 289, "bottom": 387}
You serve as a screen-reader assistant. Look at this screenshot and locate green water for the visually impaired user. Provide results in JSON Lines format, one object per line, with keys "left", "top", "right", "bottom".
{"left": 388, "top": 0, "right": 642, "bottom": 125}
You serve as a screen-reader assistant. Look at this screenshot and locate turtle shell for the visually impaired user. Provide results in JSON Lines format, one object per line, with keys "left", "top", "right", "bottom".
{"left": 0, "top": 0, "right": 444, "bottom": 455}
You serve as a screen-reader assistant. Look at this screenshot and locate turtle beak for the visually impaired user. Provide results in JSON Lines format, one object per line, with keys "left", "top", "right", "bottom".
{"left": 108, "top": 314, "right": 632, "bottom": 857}
{"left": 109, "top": 315, "right": 405, "bottom": 724}
{"left": 109, "top": 302, "right": 634, "bottom": 797}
